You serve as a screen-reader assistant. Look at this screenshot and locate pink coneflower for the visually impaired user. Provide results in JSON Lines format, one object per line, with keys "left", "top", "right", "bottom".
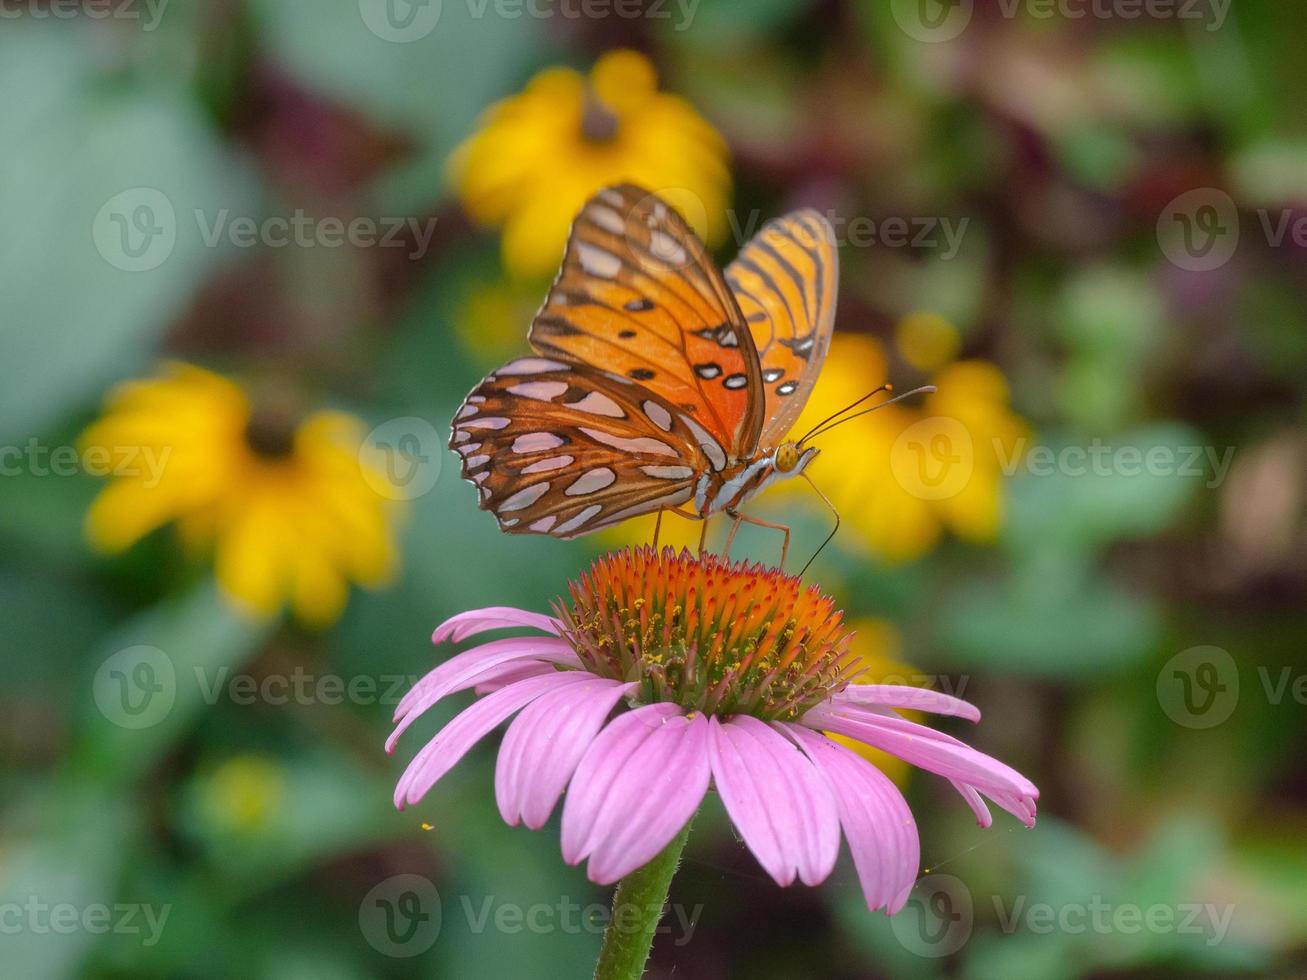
{"left": 388, "top": 547, "right": 1037, "bottom": 916}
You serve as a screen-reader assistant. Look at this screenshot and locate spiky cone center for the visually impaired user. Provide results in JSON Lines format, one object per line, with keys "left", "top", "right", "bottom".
{"left": 555, "top": 547, "right": 859, "bottom": 721}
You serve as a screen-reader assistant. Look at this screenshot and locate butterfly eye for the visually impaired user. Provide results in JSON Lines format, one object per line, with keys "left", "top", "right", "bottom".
{"left": 775, "top": 443, "right": 799, "bottom": 472}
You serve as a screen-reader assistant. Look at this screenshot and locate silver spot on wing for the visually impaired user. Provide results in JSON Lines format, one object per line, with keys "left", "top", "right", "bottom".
{"left": 499, "top": 483, "right": 550, "bottom": 512}
{"left": 566, "top": 467, "right": 617, "bottom": 496}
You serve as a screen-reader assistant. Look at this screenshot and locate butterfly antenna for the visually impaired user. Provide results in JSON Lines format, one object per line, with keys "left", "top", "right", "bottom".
{"left": 798, "top": 471, "right": 840, "bottom": 578}
{"left": 797, "top": 384, "right": 893, "bottom": 445}
{"left": 802, "top": 385, "right": 937, "bottom": 443}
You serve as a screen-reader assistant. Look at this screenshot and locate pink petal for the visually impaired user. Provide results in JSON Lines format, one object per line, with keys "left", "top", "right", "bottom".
{"left": 803, "top": 704, "right": 1038, "bottom": 828}
{"left": 388, "top": 636, "right": 579, "bottom": 751}
{"left": 783, "top": 725, "right": 920, "bottom": 914}
{"left": 473, "top": 661, "right": 557, "bottom": 695}
{"left": 835, "top": 684, "right": 981, "bottom": 722}
{"left": 707, "top": 716, "right": 839, "bottom": 887}
{"left": 561, "top": 703, "right": 711, "bottom": 885}
{"left": 496, "top": 678, "right": 637, "bottom": 829}
{"left": 433, "top": 606, "right": 561, "bottom": 644}
{"left": 394, "top": 671, "right": 589, "bottom": 808}
{"left": 950, "top": 780, "right": 993, "bottom": 828}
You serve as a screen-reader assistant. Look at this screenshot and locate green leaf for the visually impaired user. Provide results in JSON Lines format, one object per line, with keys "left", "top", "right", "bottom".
{"left": 0, "top": 780, "right": 139, "bottom": 980}
{"left": 246, "top": 0, "right": 547, "bottom": 212}
{"left": 71, "top": 580, "right": 271, "bottom": 785}
{"left": 0, "top": 23, "right": 256, "bottom": 444}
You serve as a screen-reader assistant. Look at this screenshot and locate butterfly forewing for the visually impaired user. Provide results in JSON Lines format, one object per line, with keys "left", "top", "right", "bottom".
{"left": 725, "top": 210, "right": 838, "bottom": 447}
{"left": 528, "top": 183, "right": 765, "bottom": 455}
{"left": 450, "top": 358, "right": 716, "bottom": 538}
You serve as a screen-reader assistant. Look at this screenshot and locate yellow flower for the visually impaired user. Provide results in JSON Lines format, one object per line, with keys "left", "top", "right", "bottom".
{"left": 896, "top": 311, "right": 961, "bottom": 372}
{"left": 80, "top": 363, "right": 401, "bottom": 627}
{"left": 775, "top": 323, "right": 1029, "bottom": 563}
{"left": 598, "top": 508, "right": 704, "bottom": 558}
{"left": 199, "top": 754, "right": 284, "bottom": 834}
{"left": 451, "top": 49, "right": 731, "bottom": 279}
{"left": 453, "top": 277, "right": 545, "bottom": 364}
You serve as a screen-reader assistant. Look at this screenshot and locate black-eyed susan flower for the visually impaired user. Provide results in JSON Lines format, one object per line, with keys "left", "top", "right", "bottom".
{"left": 80, "top": 362, "right": 401, "bottom": 627}
{"left": 774, "top": 328, "right": 1029, "bottom": 563}
{"left": 389, "top": 548, "right": 1037, "bottom": 927}
{"left": 451, "top": 49, "right": 731, "bottom": 279}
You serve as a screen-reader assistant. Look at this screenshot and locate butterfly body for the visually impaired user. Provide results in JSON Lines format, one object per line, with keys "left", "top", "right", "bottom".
{"left": 451, "top": 184, "right": 838, "bottom": 541}
{"left": 693, "top": 444, "right": 819, "bottom": 517}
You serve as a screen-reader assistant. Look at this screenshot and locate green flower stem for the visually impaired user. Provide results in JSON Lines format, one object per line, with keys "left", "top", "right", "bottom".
{"left": 593, "top": 815, "right": 695, "bottom": 980}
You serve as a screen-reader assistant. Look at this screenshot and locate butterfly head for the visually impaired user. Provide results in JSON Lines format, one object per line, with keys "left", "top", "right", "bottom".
{"left": 774, "top": 441, "right": 817, "bottom": 474}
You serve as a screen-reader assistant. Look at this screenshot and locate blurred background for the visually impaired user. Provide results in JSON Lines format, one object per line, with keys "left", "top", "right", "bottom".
{"left": 3, "top": 1, "right": 1306, "bottom": 977}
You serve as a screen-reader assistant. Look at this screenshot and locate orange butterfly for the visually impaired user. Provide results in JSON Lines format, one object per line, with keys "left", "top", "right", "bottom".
{"left": 451, "top": 184, "right": 907, "bottom": 565}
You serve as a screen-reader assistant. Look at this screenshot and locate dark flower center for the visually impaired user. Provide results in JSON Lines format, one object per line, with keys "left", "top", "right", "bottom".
{"left": 580, "top": 94, "right": 620, "bottom": 144}
{"left": 243, "top": 405, "right": 299, "bottom": 459}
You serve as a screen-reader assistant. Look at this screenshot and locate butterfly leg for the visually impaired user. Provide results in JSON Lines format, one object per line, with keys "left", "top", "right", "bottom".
{"left": 723, "top": 512, "right": 744, "bottom": 559}
{"left": 724, "top": 509, "right": 791, "bottom": 570}
{"left": 798, "top": 471, "right": 840, "bottom": 576}
{"left": 651, "top": 505, "right": 707, "bottom": 554}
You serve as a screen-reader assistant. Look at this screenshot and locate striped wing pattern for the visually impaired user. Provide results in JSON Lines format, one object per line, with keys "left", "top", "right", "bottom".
{"left": 725, "top": 210, "right": 838, "bottom": 448}
{"left": 452, "top": 186, "right": 839, "bottom": 539}
{"left": 450, "top": 357, "right": 725, "bottom": 539}
{"left": 528, "top": 183, "right": 764, "bottom": 456}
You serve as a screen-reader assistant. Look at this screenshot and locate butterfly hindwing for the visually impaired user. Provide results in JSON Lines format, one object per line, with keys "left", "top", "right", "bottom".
{"left": 528, "top": 184, "right": 764, "bottom": 456}
{"left": 725, "top": 210, "right": 838, "bottom": 448}
{"left": 450, "top": 357, "right": 722, "bottom": 538}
